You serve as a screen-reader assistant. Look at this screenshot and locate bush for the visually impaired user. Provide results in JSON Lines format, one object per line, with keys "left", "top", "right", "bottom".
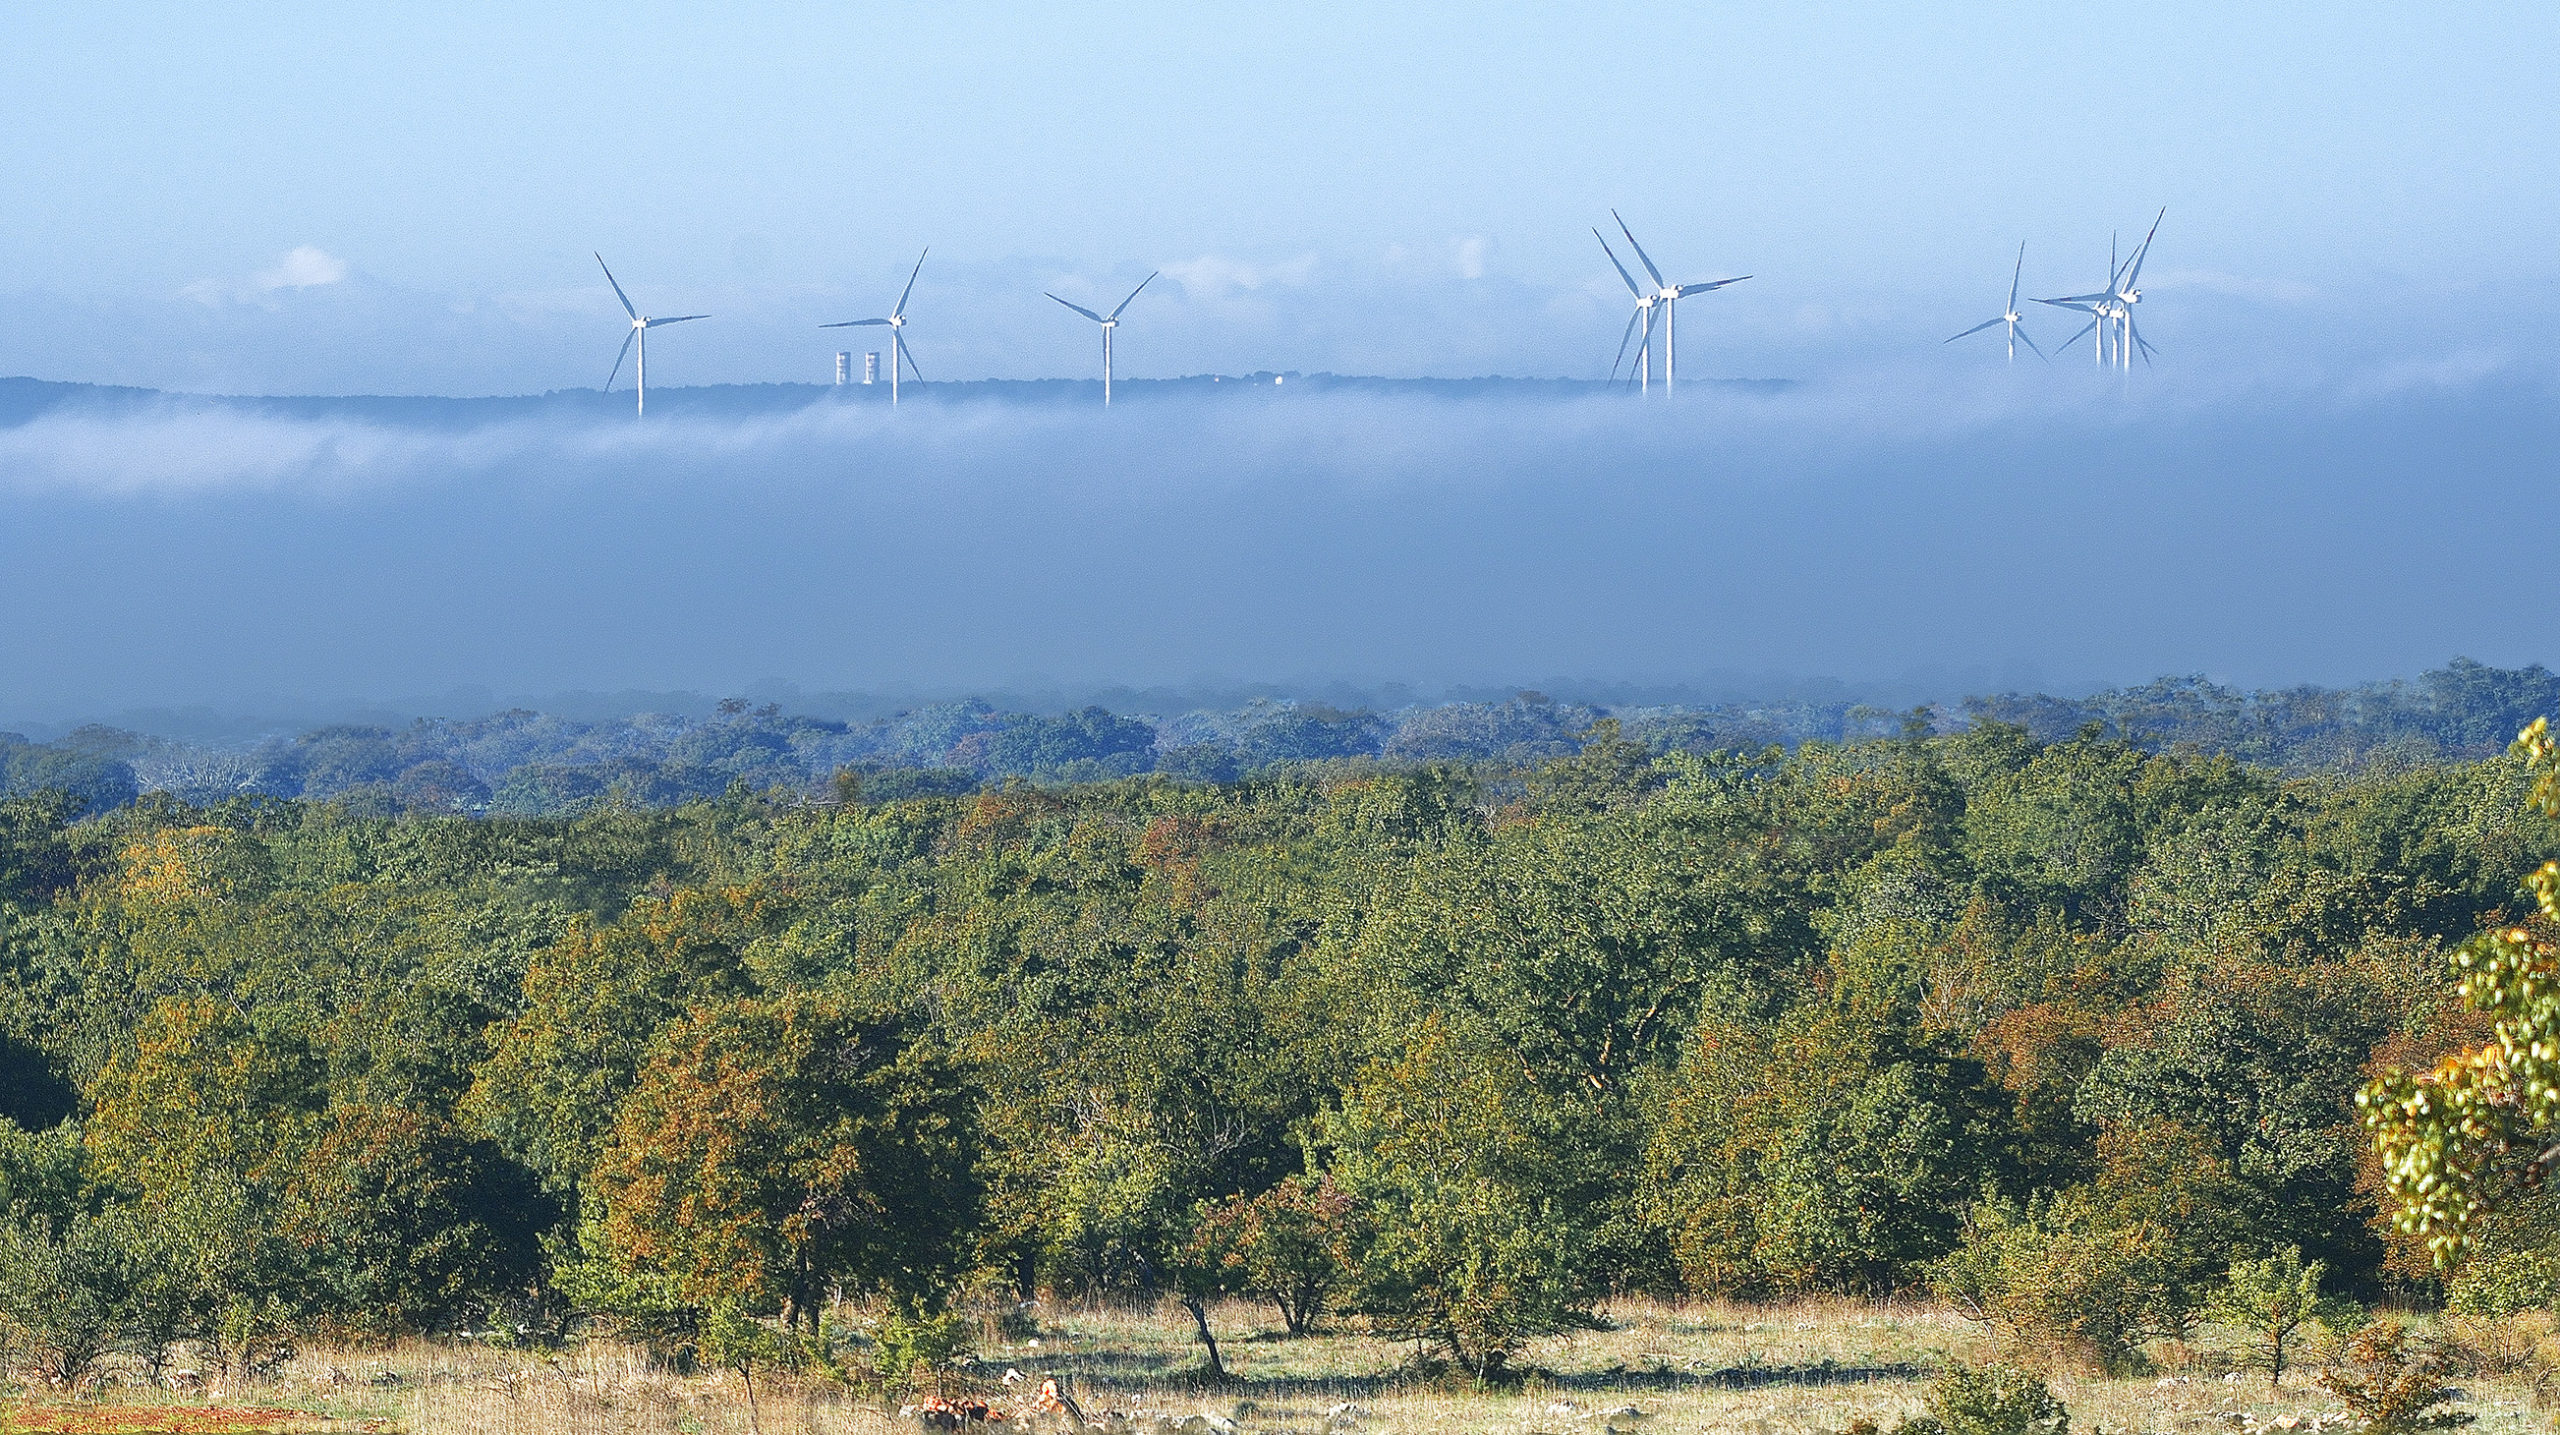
{"left": 1321, "top": 1020, "right": 1595, "bottom": 1380}
{"left": 2318, "top": 1320, "right": 2474, "bottom": 1435}
{"left": 1935, "top": 1195, "right": 2187, "bottom": 1373}
{"left": 1895, "top": 1362, "right": 2068, "bottom": 1435}
{"left": 2447, "top": 1247, "right": 2560, "bottom": 1317}
{"left": 872, "top": 1297, "right": 971, "bottom": 1387}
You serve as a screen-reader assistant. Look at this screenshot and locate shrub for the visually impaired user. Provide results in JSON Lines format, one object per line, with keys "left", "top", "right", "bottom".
{"left": 2318, "top": 1320, "right": 2474, "bottom": 1435}
{"left": 873, "top": 1297, "right": 971, "bottom": 1387}
{"left": 1895, "top": 1362, "right": 2069, "bottom": 1435}
{"left": 1935, "top": 1194, "right": 2187, "bottom": 1373}
{"left": 2446, "top": 1247, "right": 2560, "bottom": 1317}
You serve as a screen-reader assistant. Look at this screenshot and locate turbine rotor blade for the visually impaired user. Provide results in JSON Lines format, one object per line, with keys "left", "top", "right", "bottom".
{"left": 1946, "top": 317, "right": 2005, "bottom": 343}
{"left": 2009, "top": 240, "right": 2026, "bottom": 312}
{"left": 647, "top": 314, "right": 709, "bottom": 326}
{"left": 1110, "top": 270, "right": 1159, "bottom": 320}
{"left": 1595, "top": 229, "right": 1645, "bottom": 298}
{"left": 2124, "top": 208, "right": 2165, "bottom": 291}
{"left": 1046, "top": 292, "right": 1106, "bottom": 323}
{"left": 1612, "top": 209, "right": 1666, "bottom": 288}
{"left": 605, "top": 329, "right": 635, "bottom": 391}
{"left": 899, "top": 337, "right": 923, "bottom": 382}
{"left": 894, "top": 248, "right": 928, "bottom": 318}
{"left": 2060, "top": 317, "right": 2097, "bottom": 349}
{"left": 821, "top": 317, "right": 893, "bottom": 327}
{"left": 2016, "top": 325, "right": 2048, "bottom": 361}
{"left": 1610, "top": 307, "right": 1641, "bottom": 379}
{"left": 596, "top": 254, "right": 638, "bottom": 320}
{"left": 1675, "top": 276, "right": 1749, "bottom": 296}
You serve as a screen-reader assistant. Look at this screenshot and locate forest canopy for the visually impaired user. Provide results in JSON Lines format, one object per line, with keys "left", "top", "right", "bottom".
{"left": 2, "top": 703, "right": 2557, "bottom": 1378}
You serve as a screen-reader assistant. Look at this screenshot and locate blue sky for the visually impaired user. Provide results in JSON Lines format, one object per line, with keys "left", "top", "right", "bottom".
{"left": 3, "top": 3, "right": 2554, "bottom": 393}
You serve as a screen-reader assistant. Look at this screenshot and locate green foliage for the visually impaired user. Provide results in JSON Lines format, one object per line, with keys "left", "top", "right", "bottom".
{"left": 2446, "top": 1245, "right": 2560, "bottom": 1316}
{"left": 1934, "top": 1191, "right": 2187, "bottom": 1373}
{"left": 583, "top": 992, "right": 982, "bottom": 1330}
{"left": 1320, "top": 1019, "right": 1594, "bottom": 1379}
{"left": 0, "top": 703, "right": 2551, "bottom": 1358}
{"left": 2364, "top": 722, "right": 2560, "bottom": 1265}
{"left": 1894, "top": 1361, "right": 2069, "bottom": 1435}
{"left": 1643, "top": 923, "right": 2013, "bottom": 1297}
{"left": 2207, "top": 1246, "right": 2362, "bottom": 1387}
{"left": 1182, "top": 1175, "right": 1358, "bottom": 1336}
{"left": 871, "top": 1294, "right": 971, "bottom": 1387}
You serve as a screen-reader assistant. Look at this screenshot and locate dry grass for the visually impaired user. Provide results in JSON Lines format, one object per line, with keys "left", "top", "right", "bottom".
{"left": 22, "top": 1301, "right": 2553, "bottom": 1435}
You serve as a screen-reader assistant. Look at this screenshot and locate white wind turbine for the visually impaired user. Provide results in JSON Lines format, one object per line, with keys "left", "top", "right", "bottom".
{"left": 821, "top": 249, "right": 928, "bottom": 405}
{"left": 2038, "top": 232, "right": 2132, "bottom": 368}
{"left": 1045, "top": 271, "right": 1158, "bottom": 406}
{"left": 2105, "top": 209, "right": 2165, "bottom": 368}
{"left": 1597, "top": 229, "right": 1658, "bottom": 390}
{"left": 1946, "top": 241, "right": 2046, "bottom": 362}
{"left": 596, "top": 253, "right": 708, "bottom": 418}
{"left": 1610, "top": 211, "right": 1750, "bottom": 394}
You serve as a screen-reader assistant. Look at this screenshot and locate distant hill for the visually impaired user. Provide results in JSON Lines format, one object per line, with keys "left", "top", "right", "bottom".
{"left": 0, "top": 372, "right": 1794, "bottom": 430}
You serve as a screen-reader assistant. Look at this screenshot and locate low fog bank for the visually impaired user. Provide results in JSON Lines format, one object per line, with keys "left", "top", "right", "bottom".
{"left": 0, "top": 363, "right": 2552, "bottom": 719}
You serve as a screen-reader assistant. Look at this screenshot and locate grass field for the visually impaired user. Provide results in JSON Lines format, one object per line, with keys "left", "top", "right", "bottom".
{"left": 9, "top": 1300, "right": 2550, "bottom": 1435}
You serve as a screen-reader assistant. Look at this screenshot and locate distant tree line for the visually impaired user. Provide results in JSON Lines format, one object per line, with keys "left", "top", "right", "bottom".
{"left": 2, "top": 711, "right": 2559, "bottom": 1381}
{"left": 6, "top": 659, "right": 2556, "bottom": 825}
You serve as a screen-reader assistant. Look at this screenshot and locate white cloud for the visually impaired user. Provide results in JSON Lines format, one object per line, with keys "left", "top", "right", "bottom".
{"left": 1162, "top": 252, "right": 1319, "bottom": 301}
{"left": 183, "top": 246, "right": 351, "bottom": 306}
{"left": 258, "top": 245, "right": 348, "bottom": 291}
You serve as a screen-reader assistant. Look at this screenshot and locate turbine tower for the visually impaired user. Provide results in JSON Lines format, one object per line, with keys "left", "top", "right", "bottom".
{"left": 1945, "top": 241, "right": 2046, "bottom": 362}
{"left": 1597, "top": 229, "right": 1658, "bottom": 391}
{"left": 1611, "top": 210, "right": 1750, "bottom": 393}
{"left": 596, "top": 254, "right": 707, "bottom": 419}
{"left": 1045, "top": 271, "right": 1158, "bottom": 406}
{"left": 822, "top": 249, "right": 928, "bottom": 406}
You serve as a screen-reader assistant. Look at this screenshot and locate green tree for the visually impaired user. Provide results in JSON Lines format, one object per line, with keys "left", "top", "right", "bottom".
{"left": 1184, "top": 1175, "right": 1358, "bottom": 1337}
{"left": 2208, "top": 1246, "right": 2360, "bottom": 1387}
{"left": 1319, "top": 1019, "right": 1593, "bottom": 1380}
{"left": 583, "top": 992, "right": 981, "bottom": 1333}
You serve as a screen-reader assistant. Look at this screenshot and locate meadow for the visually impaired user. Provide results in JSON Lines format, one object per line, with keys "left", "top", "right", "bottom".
{"left": 9, "top": 1299, "right": 2552, "bottom": 1435}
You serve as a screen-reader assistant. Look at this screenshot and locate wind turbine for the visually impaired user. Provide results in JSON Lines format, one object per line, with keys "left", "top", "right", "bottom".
{"left": 596, "top": 254, "right": 707, "bottom": 418}
{"left": 2038, "top": 232, "right": 2131, "bottom": 368}
{"left": 821, "top": 249, "right": 928, "bottom": 405}
{"left": 2107, "top": 209, "right": 2165, "bottom": 368}
{"left": 1044, "top": 271, "right": 1157, "bottom": 406}
{"left": 1946, "top": 241, "right": 2046, "bottom": 362}
{"left": 1596, "top": 229, "right": 1657, "bottom": 391}
{"left": 1611, "top": 210, "right": 1750, "bottom": 393}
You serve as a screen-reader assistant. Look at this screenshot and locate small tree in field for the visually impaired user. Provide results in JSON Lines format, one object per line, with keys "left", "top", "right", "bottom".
{"left": 2207, "top": 1247, "right": 2360, "bottom": 1387}
{"left": 1319, "top": 1018, "right": 1594, "bottom": 1382}
{"left": 1185, "top": 1176, "right": 1357, "bottom": 1336}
